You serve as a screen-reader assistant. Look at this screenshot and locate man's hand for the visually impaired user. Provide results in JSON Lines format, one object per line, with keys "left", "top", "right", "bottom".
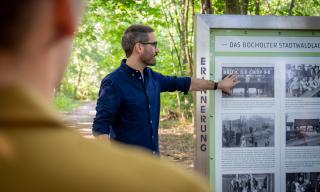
{"left": 96, "top": 134, "right": 110, "bottom": 144}
{"left": 189, "top": 75, "right": 240, "bottom": 92}
{"left": 218, "top": 74, "right": 240, "bottom": 95}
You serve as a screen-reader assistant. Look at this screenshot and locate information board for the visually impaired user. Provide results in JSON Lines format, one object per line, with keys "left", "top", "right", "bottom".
{"left": 195, "top": 15, "right": 320, "bottom": 192}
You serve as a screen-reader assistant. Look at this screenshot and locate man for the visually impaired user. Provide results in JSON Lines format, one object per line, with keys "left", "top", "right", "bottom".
{"left": 0, "top": 1, "right": 210, "bottom": 191}
{"left": 93, "top": 24, "right": 239, "bottom": 154}
{"left": 289, "top": 77, "right": 302, "bottom": 97}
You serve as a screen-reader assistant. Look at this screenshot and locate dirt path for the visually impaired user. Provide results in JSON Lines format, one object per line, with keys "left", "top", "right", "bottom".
{"left": 61, "top": 101, "right": 96, "bottom": 139}
{"left": 62, "top": 102, "right": 194, "bottom": 169}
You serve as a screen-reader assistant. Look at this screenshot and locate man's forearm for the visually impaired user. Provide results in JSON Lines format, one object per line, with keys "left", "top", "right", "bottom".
{"left": 189, "top": 75, "right": 239, "bottom": 95}
{"left": 189, "top": 79, "right": 214, "bottom": 91}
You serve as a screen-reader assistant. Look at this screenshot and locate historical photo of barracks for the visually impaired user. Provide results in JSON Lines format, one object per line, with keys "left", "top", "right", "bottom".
{"left": 222, "top": 67, "right": 274, "bottom": 98}
{"left": 222, "top": 114, "right": 275, "bottom": 148}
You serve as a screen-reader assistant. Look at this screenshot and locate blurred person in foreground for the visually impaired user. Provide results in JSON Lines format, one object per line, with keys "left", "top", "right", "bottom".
{"left": 0, "top": 1, "right": 209, "bottom": 191}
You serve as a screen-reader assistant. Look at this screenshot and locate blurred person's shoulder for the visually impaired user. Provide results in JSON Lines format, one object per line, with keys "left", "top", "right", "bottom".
{"left": 0, "top": 86, "right": 209, "bottom": 192}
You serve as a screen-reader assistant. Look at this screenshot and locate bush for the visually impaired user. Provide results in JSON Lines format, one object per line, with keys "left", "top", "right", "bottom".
{"left": 54, "top": 95, "right": 81, "bottom": 112}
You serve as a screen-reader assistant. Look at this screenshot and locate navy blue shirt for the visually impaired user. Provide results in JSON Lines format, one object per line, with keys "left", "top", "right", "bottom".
{"left": 92, "top": 59, "right": 191, "bottom": 154}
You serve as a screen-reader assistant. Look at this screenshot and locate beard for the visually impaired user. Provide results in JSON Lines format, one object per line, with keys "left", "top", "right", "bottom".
{"left": 140, "top": 52, "right": 157, "bottom": 66}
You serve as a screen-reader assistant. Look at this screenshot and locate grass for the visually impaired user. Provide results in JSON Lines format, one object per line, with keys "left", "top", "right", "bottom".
{"left": 54, "top": 95, "right": 81, "bottom": 112}
{"left": 160, "top": 117, "right": 193, "bottom": 129}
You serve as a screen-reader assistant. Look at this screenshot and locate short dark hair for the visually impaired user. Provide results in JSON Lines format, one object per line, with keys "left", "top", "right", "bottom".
{"left": 121, "top": 24, "right": 154, "bottom": 58}
{"left": 0, "top": 0, "right": 38, "bottom": 51}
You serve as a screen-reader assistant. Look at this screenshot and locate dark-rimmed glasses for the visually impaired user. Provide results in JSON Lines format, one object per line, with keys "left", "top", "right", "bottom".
{"left": 140, "top": 41, "right": 158, "bottom": 49}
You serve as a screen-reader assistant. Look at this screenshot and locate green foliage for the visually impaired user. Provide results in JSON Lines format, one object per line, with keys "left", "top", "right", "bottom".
{"left": 54, "top": 95, "right": 81, "bottom": 112}
{"left": 60, "top": 0, "right": 194, "bottom": 116}
{"left": 62, "top": 0, "right": 166, "bottom": 100}
{"left": 213, "top": 0, "right": 320, "bottom": 16}
{"left": 290, "top": 0, "right": 320, "bottom": 16}
{"left": 212, "top": 0, "right": 226, "bottom": 14}
{"left": 58, "top": 0, "right": 320, "bottom": 117}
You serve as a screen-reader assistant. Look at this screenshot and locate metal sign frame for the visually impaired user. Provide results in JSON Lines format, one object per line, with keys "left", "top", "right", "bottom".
{"left": 194, "top": 14, "right": 320, "bottom": 179}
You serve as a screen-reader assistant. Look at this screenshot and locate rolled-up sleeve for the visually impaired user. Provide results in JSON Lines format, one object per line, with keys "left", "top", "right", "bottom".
{"left": 157, "top": 73, "right": 191, "bottom": 95}
{"left": 92, "top": 78, "right": 121, "bottom": 136}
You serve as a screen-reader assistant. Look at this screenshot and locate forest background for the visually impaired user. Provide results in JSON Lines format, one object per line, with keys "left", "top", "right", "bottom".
{"left": 55, "top": 0, "right": 320, "bottom": 120}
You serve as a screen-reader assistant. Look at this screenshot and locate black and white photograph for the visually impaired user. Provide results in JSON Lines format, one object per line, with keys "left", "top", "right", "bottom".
{"left": 222, "top": 67, "right": 274, "bottom": 98}
{"left": 222, "top": 173, "right": 275, "bottom": 192}
{"left": 222, "top": 114, "right": 275, "bottom": 148}
{"left": 286, "top": 172, "right": 320, "bottom": 192}
{"left": 286, "top": 64, "right": 320, "bottom": 97}
{"left": 286, "top": 113, "right": 320, "bottom": 147}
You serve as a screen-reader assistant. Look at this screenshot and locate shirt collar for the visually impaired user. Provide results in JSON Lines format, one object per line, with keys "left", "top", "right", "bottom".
{"left": 120, "top": 59, "right": 149, "bottom": 77}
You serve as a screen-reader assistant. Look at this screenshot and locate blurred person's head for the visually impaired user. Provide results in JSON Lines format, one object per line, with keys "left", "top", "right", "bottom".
{"left": 0, "top": 0, "right": 84, "bottom": 101}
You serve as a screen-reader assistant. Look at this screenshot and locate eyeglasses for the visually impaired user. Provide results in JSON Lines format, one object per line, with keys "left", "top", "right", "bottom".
{"left": 140, "top": 41, "right": 158, "bottom": 49}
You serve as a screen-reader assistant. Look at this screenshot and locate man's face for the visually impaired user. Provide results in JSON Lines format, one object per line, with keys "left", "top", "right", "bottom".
{"left": 140, "top": 32, "right": 159, "bottom": 66}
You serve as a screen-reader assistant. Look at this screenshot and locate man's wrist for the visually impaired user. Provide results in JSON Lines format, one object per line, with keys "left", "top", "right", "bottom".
{"left": 212, "top": 80, "right": 219, "bottom": 90}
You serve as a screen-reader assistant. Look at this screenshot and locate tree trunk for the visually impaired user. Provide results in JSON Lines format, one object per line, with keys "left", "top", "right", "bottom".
{"left": 180, "top": 0, "right": 187, "bottom": 76}
{"left": 201, "top": 0, "right": 213, "bottom": 14}
{"left": 173, "top": 0, "right": 184, "bottom": 75}
{"left": 242, "top": 0, "right": 249, "bottom": 15}
{"left": 176, "top": 92, "right": 182, "bottom": 118}
{"left": 54, "top": 83, "right": 61, "bottom": 97}
{"left": 160, "top": 0, "right": 182, "bottom": 73}
{"left": 160, "top": 0, "right": 195, "bottom": 118}
{"left": 188, "top": 0, "right": 195, "bottom": 77}
{"left": 73, "top": 64, "right": 83, "bottom": 99}
{"left": 255, "top": 0, "right": 260, "bottom": 15}
{"left": 184, "top": 0, "right": 192, "bottom": 77}
{"left": 289, "top": 0, "right": 295, "bottom": 16}
{"left": 265, "top": 0, "right": 272, "bottom": 14}
{"left": 226, "top": 0, "right": 240, "bottom": 14}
